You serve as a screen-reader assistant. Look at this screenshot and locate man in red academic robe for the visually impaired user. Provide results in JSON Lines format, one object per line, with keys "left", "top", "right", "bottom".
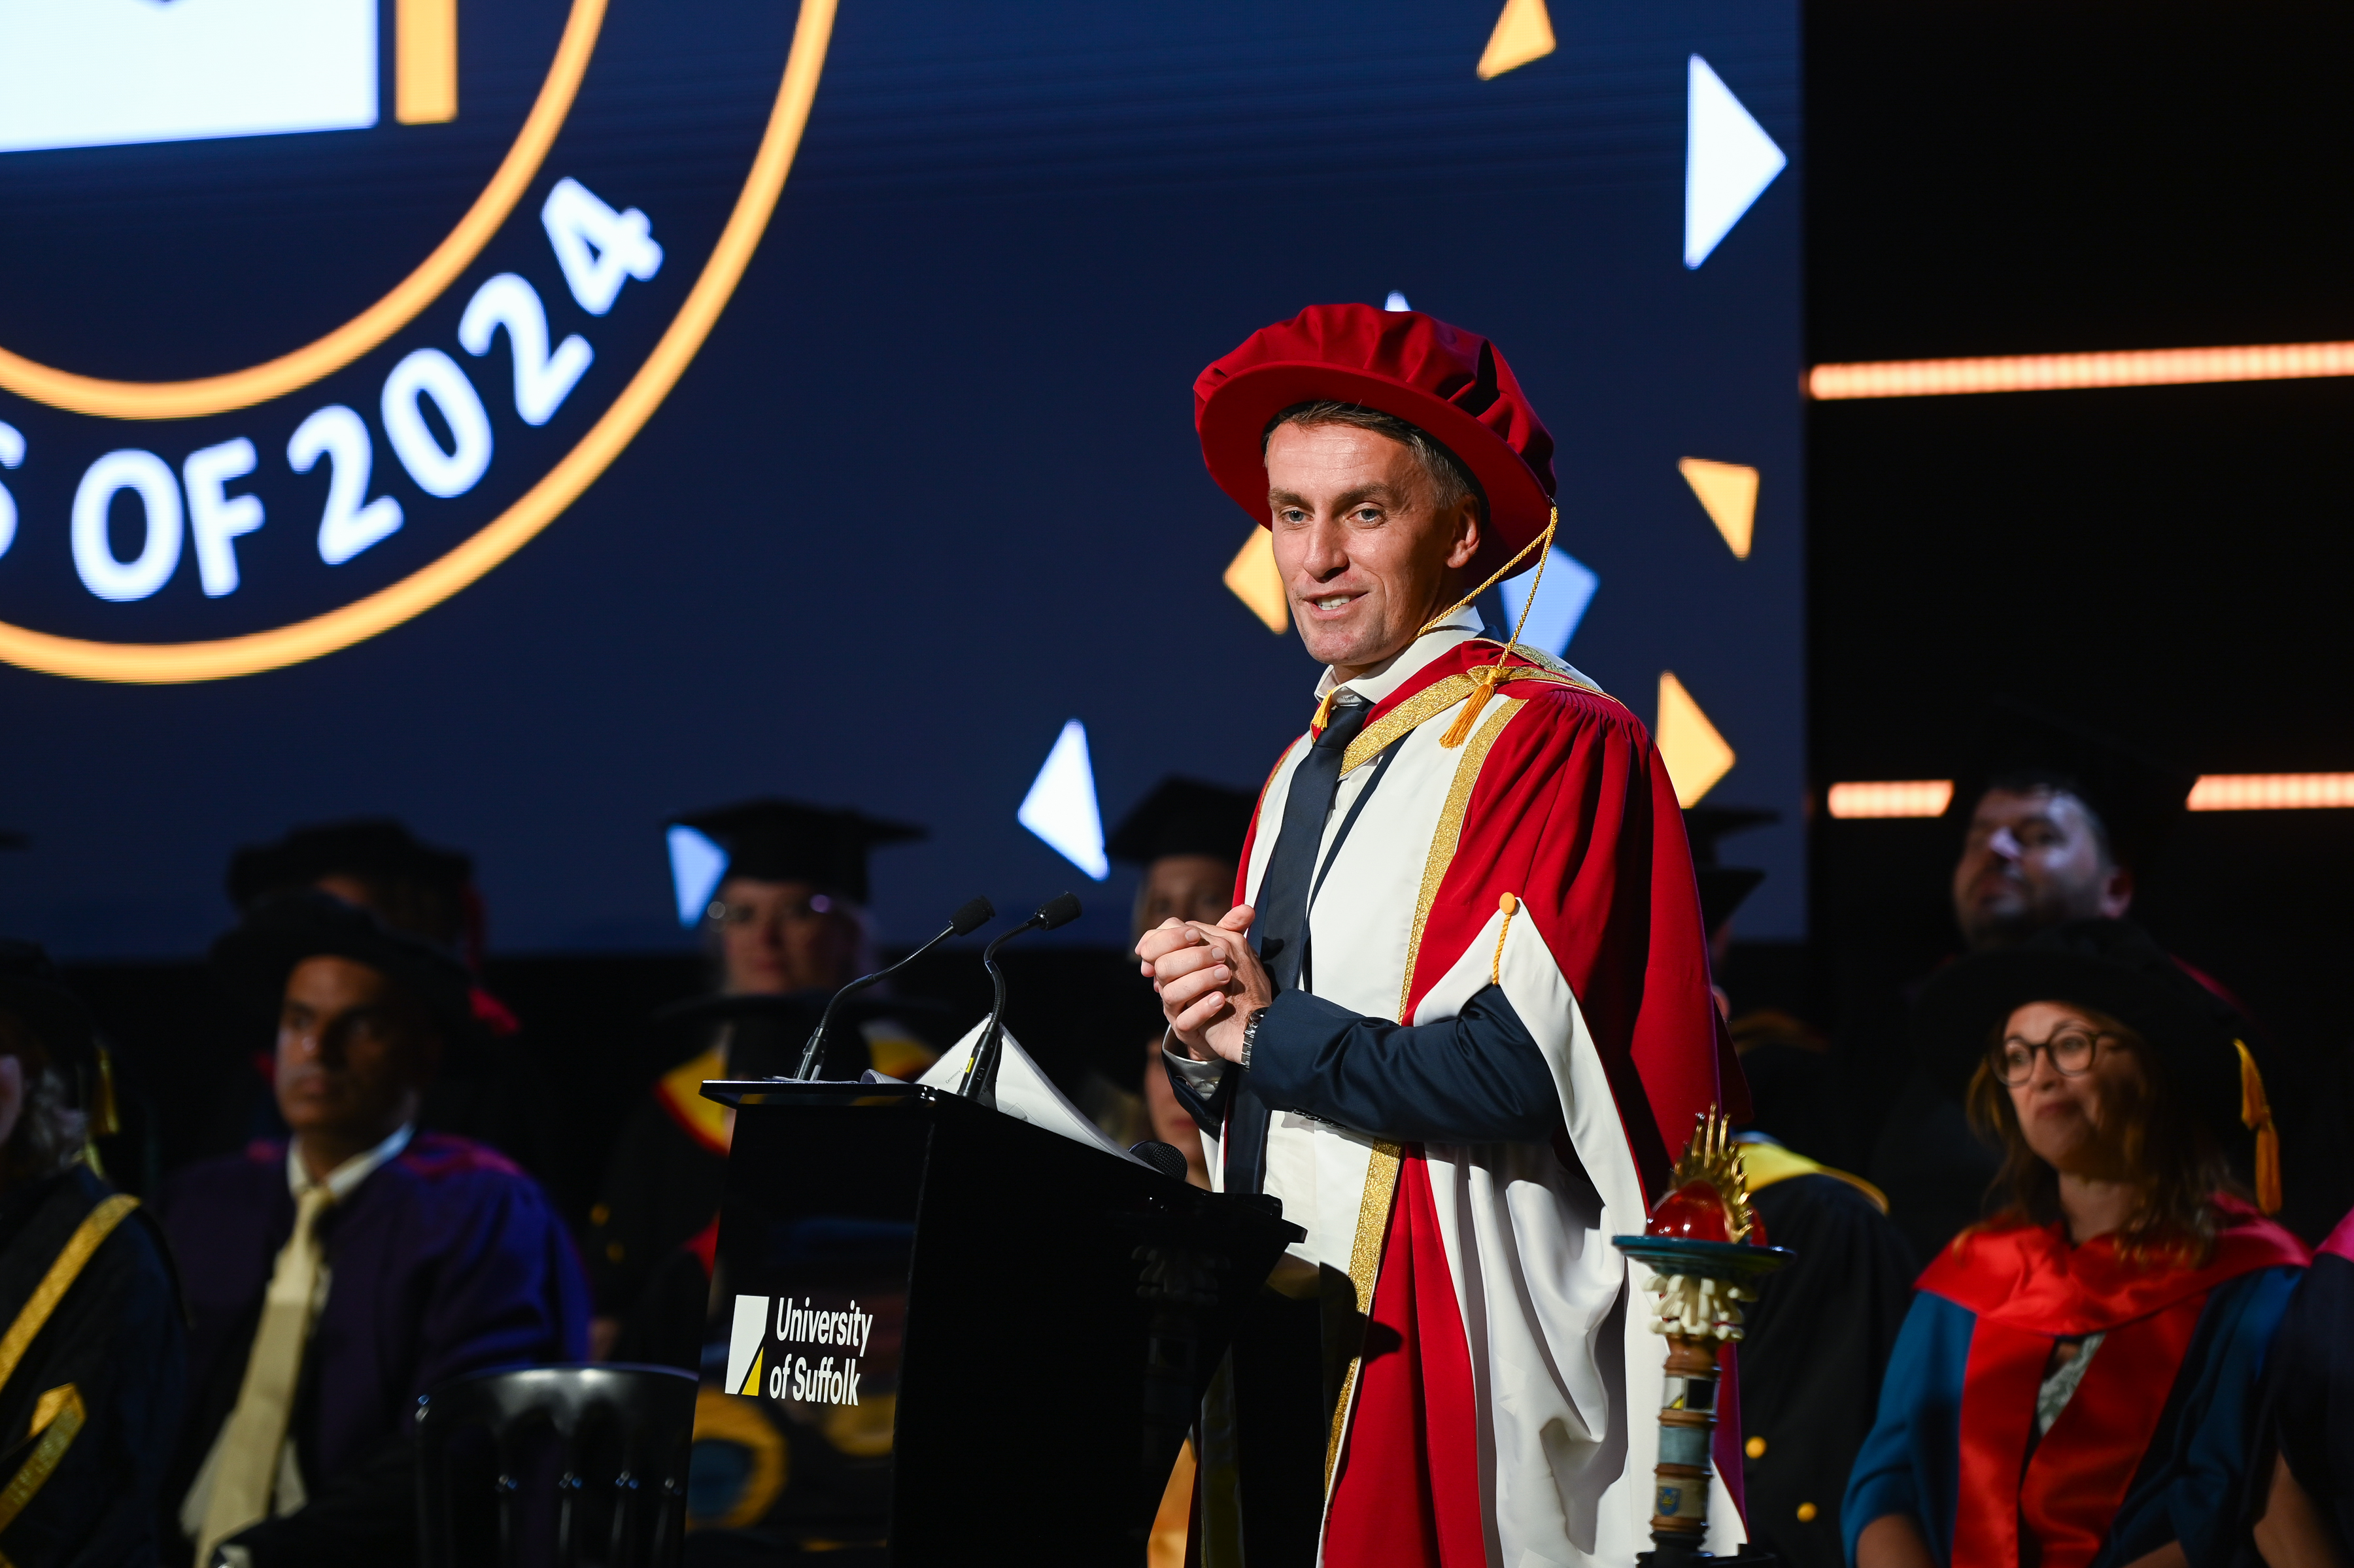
{"left": 1141, "top": 304, "right": 1743, "bottom": 1565}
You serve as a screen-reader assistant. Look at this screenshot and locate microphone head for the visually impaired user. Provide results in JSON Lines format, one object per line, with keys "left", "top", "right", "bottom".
{"left": 1036, "top": 892, "right": 1082, "bottom": 930}
{"left": 949, "top": 896, "right": 995, "bottom": 936}
{"left": 1129, "top": 1140, "right": 1191, "bottom": 1182}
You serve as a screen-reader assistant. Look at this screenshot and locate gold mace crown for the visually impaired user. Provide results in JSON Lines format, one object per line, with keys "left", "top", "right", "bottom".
{"left": 1669, "top": 1106, "right": 1757, "bottom": 1246}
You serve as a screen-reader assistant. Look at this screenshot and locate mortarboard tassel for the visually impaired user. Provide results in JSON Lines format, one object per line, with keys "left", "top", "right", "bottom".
{"left": 2235, "top": 1040, "right": 2281, "bottom": 1216}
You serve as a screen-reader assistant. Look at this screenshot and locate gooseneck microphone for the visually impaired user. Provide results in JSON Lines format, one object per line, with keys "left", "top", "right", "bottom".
{"left": 957, "top": 891, "right": 1080, "bottom": 1104}
{"left": 793, "top": 895, "right": 995, "bottom": 1080}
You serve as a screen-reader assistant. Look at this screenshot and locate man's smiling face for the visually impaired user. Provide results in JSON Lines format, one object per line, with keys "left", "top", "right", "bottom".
{"left": 1263, "top": 420, "right": 1481, "bottom": 679}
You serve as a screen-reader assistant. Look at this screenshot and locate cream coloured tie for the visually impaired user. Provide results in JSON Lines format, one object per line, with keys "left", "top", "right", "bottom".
{"left": 196, "top": 1184, "right": 332, "bottom": 1565}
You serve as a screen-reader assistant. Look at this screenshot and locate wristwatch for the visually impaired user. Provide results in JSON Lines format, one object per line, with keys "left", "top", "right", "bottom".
{"left": 1241, "top": 1006, "right": 1269, "bottom": 1070}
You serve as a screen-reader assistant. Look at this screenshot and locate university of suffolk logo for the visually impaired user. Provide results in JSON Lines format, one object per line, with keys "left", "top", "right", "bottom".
{"left": 725, "top": 1293, "right": 872, "bottom": 1408}
{"left": 0, "top": 0, "right": 837, "bottom": 682}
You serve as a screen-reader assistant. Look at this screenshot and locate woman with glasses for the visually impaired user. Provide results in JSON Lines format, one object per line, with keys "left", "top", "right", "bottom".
{"left": 1845, "top": 918, "right": 2306, "bottom": 1568}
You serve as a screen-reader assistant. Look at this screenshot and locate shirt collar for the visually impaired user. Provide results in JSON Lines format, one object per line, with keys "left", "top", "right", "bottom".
{"left": 1310, "top": 606, "right": 1485, "bottom": 711}
{"left": 288, "top": 1121, "right": 415, "bottom": 1204}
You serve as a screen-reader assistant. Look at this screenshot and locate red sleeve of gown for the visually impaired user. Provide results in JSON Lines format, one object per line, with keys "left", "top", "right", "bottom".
{"left": 1403, "top": 678, "right": 1745, "bottom": 1200}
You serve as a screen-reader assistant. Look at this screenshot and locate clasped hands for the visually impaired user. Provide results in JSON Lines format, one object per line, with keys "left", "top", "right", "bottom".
{"left": 1135, "top": 904, "right": 1274, "bottom": 1065}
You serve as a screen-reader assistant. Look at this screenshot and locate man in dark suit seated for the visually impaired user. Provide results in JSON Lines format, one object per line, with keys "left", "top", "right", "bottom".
{"left": 159, "top": 894, "right": 588, "bottom": 1568}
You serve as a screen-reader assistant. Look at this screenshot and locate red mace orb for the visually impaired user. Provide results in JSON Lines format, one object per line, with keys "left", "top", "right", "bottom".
{"left": 1642, "top": 1116, "right": 1769, "bottom": 1249}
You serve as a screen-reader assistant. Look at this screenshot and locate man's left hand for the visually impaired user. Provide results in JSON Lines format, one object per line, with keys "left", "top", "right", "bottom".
{"left": 1136, "top": 906, "right": 1274, "bottom": 1065}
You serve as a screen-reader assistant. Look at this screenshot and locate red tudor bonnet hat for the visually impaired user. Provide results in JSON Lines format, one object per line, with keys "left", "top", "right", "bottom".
{"left": 1193, "top": 303, "right": 1558, "bottom": 577}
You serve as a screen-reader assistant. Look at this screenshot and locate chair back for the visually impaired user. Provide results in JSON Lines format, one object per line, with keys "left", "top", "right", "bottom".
{"left": 416, "top": 1363, "right": 699, "bottom": 1568}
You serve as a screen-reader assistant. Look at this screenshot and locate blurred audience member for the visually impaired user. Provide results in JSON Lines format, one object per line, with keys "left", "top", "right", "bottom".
{"left": 1091, "top": 779, "right": 1255, "bottom": 1180}
{"left": 587, "top": 800, "right": 927, "bottom": 1358}
{"left": 1848, "top": 919, "right": 2302, "bottom": 1568}
{"left": 2247, "top": 1203, "right": 2354, "bottom": 1568}
{"left": 1683, "top": 816, "right": 1915, "bottom": 1568}
{"left": 1858, "top": 704, "right": 2198, "bottom": 1261}
{"left": 162, "top": 895, "right": 586, "bottom": 1568}
{"left": 222, "top": 819, "right": 540, "bottom": 1170}
{"left": 0, "top": 943, "right": 185, "bottom": 1567}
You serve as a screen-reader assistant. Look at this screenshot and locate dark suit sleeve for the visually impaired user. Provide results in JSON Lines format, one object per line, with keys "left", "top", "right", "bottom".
{"left": 1162, "top": 1051, "right": 1235, "bottom": 1137}
{"left": 1241, "top": 984, "right": 1560, "bottom": 1143}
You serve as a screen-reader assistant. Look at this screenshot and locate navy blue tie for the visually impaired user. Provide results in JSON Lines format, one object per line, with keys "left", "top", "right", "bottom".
{"left": 1253, "top": 698, "right": 1371, "bottom": 993}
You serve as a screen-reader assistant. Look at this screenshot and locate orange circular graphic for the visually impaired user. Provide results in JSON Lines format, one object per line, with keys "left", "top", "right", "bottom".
{"left": 0, "top": 0, "right": 838, "bottom": 683}
{"left": 0, "top": 0, "right": 606, "bottom": 422}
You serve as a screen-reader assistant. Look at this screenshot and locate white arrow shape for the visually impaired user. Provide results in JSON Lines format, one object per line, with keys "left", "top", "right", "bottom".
{"left": 1684, "top": 55, "right": 1786, "bottom": 269}
{"left": 1498, "top": 547, "right": 1599, "bottom": 657}
{"left": 665, "top": 824, "right": 729, "bottom": 927}
{"left": 1019, "top": 719, "right": 1109, "bottom": 881}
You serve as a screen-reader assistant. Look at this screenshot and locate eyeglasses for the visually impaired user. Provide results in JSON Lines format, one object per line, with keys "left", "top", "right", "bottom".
{"left": 1990, "top": 1026, "right": 2118, "bottom": 1086}
{"left": 706, "top": 894, "right": 835, "bottom": 929}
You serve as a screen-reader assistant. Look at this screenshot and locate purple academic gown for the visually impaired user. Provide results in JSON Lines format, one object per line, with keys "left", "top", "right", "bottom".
{"left": 157, "top": 1132, "right": 589, "bottom": 1568}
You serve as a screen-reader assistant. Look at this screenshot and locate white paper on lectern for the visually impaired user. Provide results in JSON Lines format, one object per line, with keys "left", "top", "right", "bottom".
{"left": 917, "top": 1022, "right": 1143, "bottom": 1165}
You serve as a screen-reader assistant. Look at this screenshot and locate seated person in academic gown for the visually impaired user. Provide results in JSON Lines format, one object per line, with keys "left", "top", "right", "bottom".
{"left": 1097, "top": 777, "right": 1258, "bottom": 1185}
{"left": 1854, "top": 703, "right": 2199, "bottom": 1263}
{"left": 222, "top": 818, "right": 542, "bottom": 1172}
{"left": 587, "top": 800, "right": 936, "bottom": 1363}
{"left": 158, "top": 894, "right": 588, "bottom": 1568}
{"left": 1848, "top": 918, "right": 2306, "bottom": 1568}
{"left": 2245, "top": 1204, "right": 2354, "bottom": 1568}
{"left": 0, "top": 942, "right": 186, "bottom": 1568}
{"left": 1680, "top": 816, "right": 1917, "bottom": 1568}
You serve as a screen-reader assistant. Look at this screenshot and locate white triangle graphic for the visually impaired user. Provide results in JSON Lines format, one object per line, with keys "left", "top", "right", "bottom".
{"left": 725, "top": 1294, "right": 769, "bottom": 1395}
{"left": 665, "top": 825, "right": 729, "bottom": 928}
{"left": 1684, "top": 55, "right": 1786, "bottom": 269}
{"left": 1018, "top": 719, "right": 1109, "bottom": 881}
{"left": 1498, "top": 547, "right": 1600, "bottom": 657}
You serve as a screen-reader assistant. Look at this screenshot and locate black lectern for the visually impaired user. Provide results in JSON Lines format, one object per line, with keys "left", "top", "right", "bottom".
{"left": 701, "top": 1078, "right": 1302, "bottom": 1562}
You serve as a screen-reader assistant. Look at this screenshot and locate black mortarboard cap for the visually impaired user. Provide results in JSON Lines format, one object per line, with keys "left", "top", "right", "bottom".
{"left": 228, "top": 818, "right": 473, "bottom": 911}
{"left": 211, "top": 891, "right": 477, "bottom": 1044}
{"left": 0, "top": 940, "right": 97, "bottom": 1093}
{"left": 1106, "top": 777, "right": 1258, "bottom": 868}
{"left": 674, "top": 798, "right": 924, "bottom": 904}
{"left": 1911, "top": 917, "right": 2256, "bottom": 1163}
{"left": 1947, "top": 699, "right": 2196, "bottom": 871}
{"left": 1684, "top": 806, "right": 1775, "bottom": 936}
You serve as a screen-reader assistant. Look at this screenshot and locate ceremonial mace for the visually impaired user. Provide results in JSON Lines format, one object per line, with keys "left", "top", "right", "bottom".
{"left": 1612, "top": 1110, "right": 1791, "bottom": 1568}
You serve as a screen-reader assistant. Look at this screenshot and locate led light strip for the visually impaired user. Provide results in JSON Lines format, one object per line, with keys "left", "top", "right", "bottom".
{"left": 2186, "top": 774, "right": 2354, "bottom": 811}
{"left": 1826, "top": 781, "right": 1954, "bottom": 819}
{"left": 1827, "top": 774, "right": 2354, "bottom": 818}
{"left": 1807, "top": 341, "right": 2354, "bottom": 400}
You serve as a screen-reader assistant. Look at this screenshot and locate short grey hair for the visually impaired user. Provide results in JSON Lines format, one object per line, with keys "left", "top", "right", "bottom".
{"left": 1263, "top": 401, "right": 1486, "bottom": 523}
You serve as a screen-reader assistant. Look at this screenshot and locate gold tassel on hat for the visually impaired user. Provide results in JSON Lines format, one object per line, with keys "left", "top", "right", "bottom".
{"left": 1433, "top": 505, "right": 1560, "bottom": 749}
{"left": 91, "top": 1046, "right": 122, "bottom": 1139}
{"left": 2234, "top": 1040, "right": 2281, "bottom": 1216}
{"left": 79, "top": 1046, "right": 122, "bottom": 1179}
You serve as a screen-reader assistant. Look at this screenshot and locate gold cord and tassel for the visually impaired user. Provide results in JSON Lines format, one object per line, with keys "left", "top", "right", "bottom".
{"left": 1490, "top": 893, "right": 1520, "bottom": 985}
{"left": 77, "top": 1048, "right": 122, "bottom": 1178}
{"left": 2235, "top": 1040, "right": 2281, "bottom": 1215}
{"left": 1429, "top": 505, "right": 1560, "bottom": 748}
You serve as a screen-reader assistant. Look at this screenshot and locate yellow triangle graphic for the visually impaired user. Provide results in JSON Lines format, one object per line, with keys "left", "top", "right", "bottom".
{"left": 1679, "top": 458, "right": 1758, "bottom": 559}
{"left": 1656, "top": 672, "right": 1735, "bottom": 807}
{"left": 1223, "top": 527, "right": 1289, "bottom": 634}
{"left": 738, "top": 1348, "right": 763, "bottom": 1398}
{"left": 1476, "top": 0, "right": 1557, "bottom": 79}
